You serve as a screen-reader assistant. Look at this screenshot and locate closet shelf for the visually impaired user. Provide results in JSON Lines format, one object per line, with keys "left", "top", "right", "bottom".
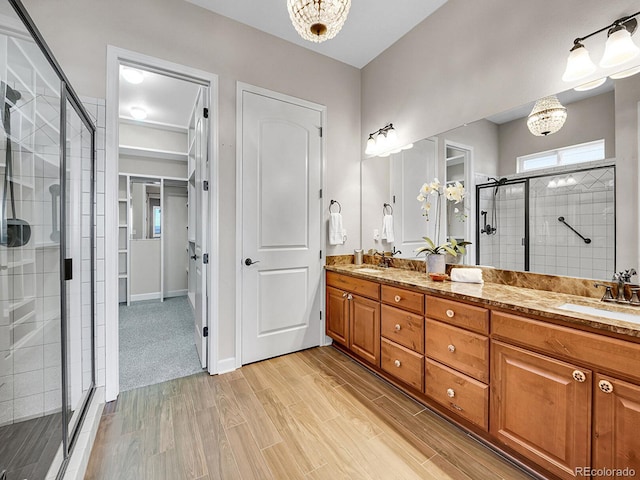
{"left": 119, "top": 145, "right": 188, "bottom": 162}
{"left": 118, "top": 249, "right": 127, "bottom": 254}
{"left": 118, "top": 274, "right": 128, "bottom": 279}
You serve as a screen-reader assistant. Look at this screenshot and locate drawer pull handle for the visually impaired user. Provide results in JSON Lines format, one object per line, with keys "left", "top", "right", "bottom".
{"left": 598, "top": 380, "right": 614, "bottom": 394}
{"left": 447, "top": 344, "right": 456, "bottom": 353}
{"left": 447, "top": 388, "right": 455, "bottom": 398}
{"left": 572, "top": 370, "right": 586, "bottom": 383}
{"left": 394, "top": 295, "right": 402, "bottom": 303}
{"left": 394, "top": 324, "right": 401, "bottom": 331}
{"left": 450, "top": 403, "right": 463, "bottom": 411}
{"left": 394, "top": 359, "right": 401, "bottom": 368}
{"left": 446, "top": 309, "right": 455, "bottom": 318}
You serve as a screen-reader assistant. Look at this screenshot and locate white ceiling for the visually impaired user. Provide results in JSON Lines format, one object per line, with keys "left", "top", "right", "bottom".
{"left": 118, "top": 67, "right": 200, "bottom": 128}
{"left": 185, "top": 0, "right": 448, "bottom": 68}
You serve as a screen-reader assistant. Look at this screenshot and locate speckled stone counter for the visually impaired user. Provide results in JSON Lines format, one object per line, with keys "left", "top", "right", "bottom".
{"left": 325, "top": 263, "right": 640, "bottom": 339}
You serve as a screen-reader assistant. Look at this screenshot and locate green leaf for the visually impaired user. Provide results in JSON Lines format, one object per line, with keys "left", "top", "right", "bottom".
{"left": 422, "top": 237, "right": 436, "bottom": 249}
{"left": 442, "top": 245, "right": 457, "bottom": 256}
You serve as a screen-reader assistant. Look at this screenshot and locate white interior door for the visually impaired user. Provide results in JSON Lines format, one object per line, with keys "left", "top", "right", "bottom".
{"left": 241, "top": 89, "right": 323, "bottom": 364}
{"left": 193, "top": 87, "right": 208, "bottom": 368}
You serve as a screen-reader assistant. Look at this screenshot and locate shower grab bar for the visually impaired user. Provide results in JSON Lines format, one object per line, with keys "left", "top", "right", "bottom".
{"left": 558, "top": 216, "right": 591, "bottom": 244}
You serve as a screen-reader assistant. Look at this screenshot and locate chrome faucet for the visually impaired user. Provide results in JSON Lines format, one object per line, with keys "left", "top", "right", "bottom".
{"left": 612, "top": 269, "right": 637, "bottom": 303}
{"left": 375, "top": 247, "right": 401, "bottom": 268}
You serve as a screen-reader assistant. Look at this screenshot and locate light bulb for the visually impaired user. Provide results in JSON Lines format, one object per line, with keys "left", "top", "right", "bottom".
{"left": 401, "top": 143, "right": 414, "bottom": 150}
{"left": 121, "top": 67, "right": 144, "bottom": 84}
{"left": 600, "top": 25, "right": 640, "bottom": 69}
{"left": 365, "top": 135, "right": 376, "bottom": 155}
{"left": 386, "top": 126, "right": 398, "bottom": 145}
{"left": 375, "top": 132, "right": 388, "bottom": 150}
{"left": 547, "top": 180, "right": 557, "bottom": 188}
{"left": 562, "top": 43, "right": 596, "bottom": 82}
{"left": 130, "top": 106, "right": 147, "bottom": 120}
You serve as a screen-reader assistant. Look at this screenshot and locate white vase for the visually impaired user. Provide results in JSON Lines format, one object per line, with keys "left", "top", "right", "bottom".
{"left": 426, "top": 253, "right": 446, "bottom": 274}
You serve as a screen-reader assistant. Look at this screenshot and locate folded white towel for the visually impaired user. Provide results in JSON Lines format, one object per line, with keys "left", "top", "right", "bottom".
{"left": 451, "top": 268, "right": 484, "bottom": 284}
{"left": 329, "top": 212, "right": 344, "bottom": 245}
{"left": 381, "top": 214, "right": 394, "bottom": 243}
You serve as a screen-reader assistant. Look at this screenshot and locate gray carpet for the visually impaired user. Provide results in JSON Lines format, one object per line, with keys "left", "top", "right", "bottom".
{"left": 119, "top": 296, "right": 204, "bottom": 392}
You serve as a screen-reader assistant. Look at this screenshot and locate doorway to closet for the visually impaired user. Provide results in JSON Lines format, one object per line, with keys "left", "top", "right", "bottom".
{"left": 113, "top": 61, "right": 211, "bottom": 393}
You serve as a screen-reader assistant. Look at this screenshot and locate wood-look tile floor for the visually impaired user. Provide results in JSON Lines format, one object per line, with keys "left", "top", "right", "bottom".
{"left": 85, "top": 346, "right": 536, "bottom": 480}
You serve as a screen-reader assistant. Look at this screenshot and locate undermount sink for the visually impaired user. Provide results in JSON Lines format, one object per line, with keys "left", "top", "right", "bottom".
{"left": 557, "top": 303, "right": 640, "bottom": 324}
{"left": 355, "top": 267, "right": 385, "bottom": 274}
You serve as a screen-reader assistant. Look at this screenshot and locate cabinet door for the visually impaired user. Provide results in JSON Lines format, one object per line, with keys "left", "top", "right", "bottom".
{"left": 350, "top": 294, "right": 380, "bottom": 366}
{"left": 491, "top": 341, "right": 591, "bottom": 480}
{"left": 593, "top": 374, "right": 640, "bottom": 477}
{"left": 326, "top": 286, "right": 349, "bottom": 346}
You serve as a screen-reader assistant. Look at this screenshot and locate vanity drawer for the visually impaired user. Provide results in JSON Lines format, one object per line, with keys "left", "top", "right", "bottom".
{"left": 326, "top": 271, "right": 380, "bottom": 300}
{"left": 381, "top": 338, "right": 424, "bottom": 391}
{"left": 426, "top": 296, "right": 489, "bottom": 335}
{"left": 381, "top": 304, "right": 424, "bottom": 354}
{"left": 425, "top": 358, "right": 489, "bottom": 430}
{"left": 381, "top": 285, "right": 424, "bottom": 315}
{"left": 492, "top": 311, "right": 640, "bottom": 382}
{"left": 425, "top": 319, "right": 489, "bottom": 383}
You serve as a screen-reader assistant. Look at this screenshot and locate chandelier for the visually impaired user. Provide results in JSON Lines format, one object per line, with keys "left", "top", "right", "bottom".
{"left": 526, "top": 96, "right": 567, "bottom": 137}
{"left": 287, "top": 0, "right": 351, "bottom": 43}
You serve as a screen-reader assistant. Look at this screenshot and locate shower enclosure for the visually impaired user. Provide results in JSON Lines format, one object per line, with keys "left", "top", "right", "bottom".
{"left": 0, "top": 1, "right": 95, "bottom": 479}
{"left": 476, "top": 164, "right": 615, "bottom": 280}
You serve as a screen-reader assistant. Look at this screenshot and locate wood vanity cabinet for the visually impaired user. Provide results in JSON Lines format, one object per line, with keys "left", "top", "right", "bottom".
{"left": 491, "top": 340, "right": 592, "bottom": 480}
{"left": 326, "top": 272, "right": 381, "bottom": 366}
{"left": 592, "top": 374, "right": 640, "bottom": 477}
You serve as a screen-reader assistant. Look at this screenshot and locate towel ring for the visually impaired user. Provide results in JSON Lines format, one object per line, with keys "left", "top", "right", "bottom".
{"left": 383, "top": 203, "right": 393, "bottom": 215}
{"left": 330, "top": 199, "right": 342, "bottom": 213}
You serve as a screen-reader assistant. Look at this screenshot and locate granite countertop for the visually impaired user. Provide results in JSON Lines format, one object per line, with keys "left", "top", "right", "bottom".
{"left": 325, "top": 264, "right": 640, "bottom": 339}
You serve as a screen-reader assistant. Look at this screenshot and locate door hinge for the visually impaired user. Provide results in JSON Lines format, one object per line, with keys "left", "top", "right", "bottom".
{"left": 203, "top": 253, "right": 209, "bottom": 264}
{"left": 203, "top": 326, "right": 208, "bottom": 337}
{"left": 64, "top": 258, "right": 72, "bottom": 281}
{"left": 203, "top": 180, "right": 209, "bottom": 191}
{"left": 319, "top": 126, "right": 323, "bottom": 137}
{"left": 319, "top": 188, "right": 323, "bottom": 199}
{"left": 203, "top": 107, "right": 209, "bottom": 119}
{"left": 393, "top": 195, "right": 396, "bottom": 204}
{"left": 320, "top": 250, "right": 323, "bottom": 259}
{"left": 320, "top": 311, "right": 322, "bottom": 320}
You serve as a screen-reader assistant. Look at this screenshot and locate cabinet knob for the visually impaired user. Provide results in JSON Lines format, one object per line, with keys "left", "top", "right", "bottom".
{"left": 598, "top": 379, "right": 614, "bottom": 394}
{"left": 447, "top": 388, "right": 455, "bottom": 398}
{"left": 347, "top": 293, "right": 353, "bottom": 300}
{"left": 394, "top": 324, "right": 401, "bottom": 331}
{"left": 394, "top": 359, "right": 401, "bottom": 368}
{"left": 572, "top": 370, "right": 587, "bottom": 383}
{"left": 446, "top": 309, "right": 455, "bottom": 318}
{"left": 447, "top": 344, "right": 456, "bottom": 353}
{"left": 342, "top": 292, "right": 348, "bottom": 298}
{"left": 394, "top": 295, "right": 402, "bottom": 303}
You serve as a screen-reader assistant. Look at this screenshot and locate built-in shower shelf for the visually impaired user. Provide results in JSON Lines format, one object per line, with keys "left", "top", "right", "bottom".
{"left": 35, "top": 242, "right": 59, "bottom": 250}
{"left": 12, "top": 309, "right": 36, "bottom": 326}
{"left": 7, "top": 296, "right": 36, "bottom": 312}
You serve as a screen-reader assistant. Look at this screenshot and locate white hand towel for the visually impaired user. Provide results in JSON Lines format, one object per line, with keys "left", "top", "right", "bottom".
{"left": 381, "top": 214, "right": 394, "bottom": 243}
{"left": 451, "top": 268, "right": 484, "bottom": 284}
{"left": 329, "top": 212, "right": 344, "bottom": 245}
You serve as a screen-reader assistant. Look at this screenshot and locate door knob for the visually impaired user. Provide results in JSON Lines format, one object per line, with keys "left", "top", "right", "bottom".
{"left": 245, "top": 258, "right": 260, "bottom": 266}
{"left": 191, "top": 254, "right": 198, "bottom": 260}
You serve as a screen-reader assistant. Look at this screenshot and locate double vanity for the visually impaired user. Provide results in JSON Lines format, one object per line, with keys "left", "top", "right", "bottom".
{"left": 325, "top": 259, "right": 640, "bottom": 480}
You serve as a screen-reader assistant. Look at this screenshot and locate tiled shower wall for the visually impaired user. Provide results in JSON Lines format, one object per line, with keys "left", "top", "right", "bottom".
{"left": 80, "top": 96, "right": 106, "bottom": 390}
{"left": 476, "top": 166, "right": 615, "bottom": 281}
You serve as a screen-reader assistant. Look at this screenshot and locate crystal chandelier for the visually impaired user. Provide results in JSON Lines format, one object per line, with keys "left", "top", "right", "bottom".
{"left": 287, "top": 0, "right": 351, "bottom": 43}
{"left": 526, "top": 96, "right": 567, "bottom": 137}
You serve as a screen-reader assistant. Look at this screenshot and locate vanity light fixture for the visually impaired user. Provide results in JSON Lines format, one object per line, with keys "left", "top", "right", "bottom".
{"left": 121, "top": 67, "right": 144, "bottom": 84}
{"left": 287, "top": 0, "right": 351, "bottom": 43}
{"left": 130, "top": 106, "right": 147, "bottom": 121}
{"left": 365, "top": 123, "right": 413, "bottom": 157}
{"left": 573, "top": 77, "right": 607, "bottom": 92}
{"left": 562, "top": 11, "right": 640, "bottom": 83}
{"left": 527, "top": 96, "right": 567, "bottom": 137}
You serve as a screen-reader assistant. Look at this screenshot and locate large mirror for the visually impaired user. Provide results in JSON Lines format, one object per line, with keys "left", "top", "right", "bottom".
{"left": 362, "top": 74, "right": 640, "bottom": 281}
{"left": 130, "top": 177, "right": 162, "bottom": 239}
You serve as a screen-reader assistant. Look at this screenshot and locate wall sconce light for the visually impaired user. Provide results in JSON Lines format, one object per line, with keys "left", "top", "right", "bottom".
{"left": 527, "top": 95, "right": 567, "bottom": 137}
{"left": 563, "top": 11, "right": 640, "bottom": 86}
{"left": 365, "top": 123, "right": 413, "bottom": 157}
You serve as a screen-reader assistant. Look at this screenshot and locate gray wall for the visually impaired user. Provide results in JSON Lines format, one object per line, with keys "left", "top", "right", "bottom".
{"left": 361, "top": 0, "right": 640, "bottom": 271}
{"left": 497, "top": 91, "right": 616, "bottom": 175}
{"left": 437, "top": 119, "right": 500, "bottom": 178}
{"left": 23, "top": 0, "right": 361, "bottom": 364}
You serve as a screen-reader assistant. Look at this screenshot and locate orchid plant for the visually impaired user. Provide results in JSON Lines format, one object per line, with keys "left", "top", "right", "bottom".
{"left": 415, "top": 178, "right": 470, "bottom": 256}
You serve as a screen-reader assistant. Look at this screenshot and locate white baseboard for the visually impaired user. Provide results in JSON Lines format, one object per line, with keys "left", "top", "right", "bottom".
{"left": 164, "top": 289, "right": 188, "bottom": 298}
{"left": 130, "top": 292, "right": 161, "bottom": 302}
{"left": 217, "top": 357, "right": 237, "bottom": 374}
